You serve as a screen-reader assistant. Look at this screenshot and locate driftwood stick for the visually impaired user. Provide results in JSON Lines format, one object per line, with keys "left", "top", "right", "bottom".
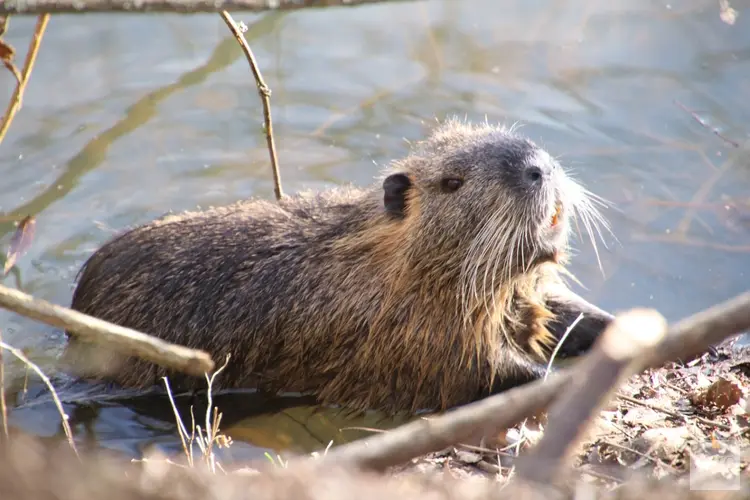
{"left": 515, "top": 309, "right": 668, "bottom": 485}
{"left": 320, "top": 292, "right": 750, "bottom": 472}
{"left": 0, "top": 284, "right": 215, "bottom": 376}
{"left": 0, "top": 0, "right": 418, "bottom": 15}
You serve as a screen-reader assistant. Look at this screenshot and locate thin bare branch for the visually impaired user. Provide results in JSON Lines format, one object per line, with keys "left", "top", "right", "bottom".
{"left": 220, "top": 10, "right": 283, "bottom": 200}
{"left": 0, "top": 13, "right": 49, "bottom": 145}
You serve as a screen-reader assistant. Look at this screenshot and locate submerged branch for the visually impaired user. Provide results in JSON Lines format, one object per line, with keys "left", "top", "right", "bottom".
{"left": 0, "top": 0, "right": 418, "bottom": 15}
{"left": 319, "top": 291, "right": 750, "bottom": 472}
{"left": 0, "top": 284, "right": 215, "bottom": 377}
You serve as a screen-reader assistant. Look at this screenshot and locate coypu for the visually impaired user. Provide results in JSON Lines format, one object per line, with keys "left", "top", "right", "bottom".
{"left": 62, "top": 119, "right": 614, "bottom": 415}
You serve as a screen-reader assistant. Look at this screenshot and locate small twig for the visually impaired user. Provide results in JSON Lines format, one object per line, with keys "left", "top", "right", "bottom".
{"left": 617, "top": 393, "right": 734, "bottom": 432}
{"left": 577, "top": 464, "right": 626, "bottom": 484}
{"left": 599, "top": 440, "right": 678, "bottom": 472}
{"left": 515, "top": 309, "right": 667, "bottom": 485}
{"left": 0, "top": 340, "right": 78, "bottom": 457}
{"left": 674, "top": 99, "right": 739, "bottom": 148}
{"left": 220, "top": 11, "right": 283, "bottom": 201}
{"left": 476, "top": 459, "right": 503, "bottom": 475}
{"left": 338, "top": 426, "right": 388, "bottom": 434}
{"left": 616, "top": 393, "right": 684, "bottom": 420}
{"left": 0, "top": 283, "right": 215, "bottom": 377}
{"left": 456, "top": 442, "right": 513, "bottom": 457}
{"left": 189, "top": 405, "right": 196, "bottom": 454}
{"left": 0, "top": 13, "right": 48, "bottom": 146}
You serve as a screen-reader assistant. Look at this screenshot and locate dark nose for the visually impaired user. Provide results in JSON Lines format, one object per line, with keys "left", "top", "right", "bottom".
{"left": 522, "top": 164, "right": 548, "bottom": 187}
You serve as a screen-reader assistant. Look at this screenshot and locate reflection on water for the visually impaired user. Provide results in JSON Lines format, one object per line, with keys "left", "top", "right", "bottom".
{"left": 0, "top": 0, "right": 749, "bottom": 463}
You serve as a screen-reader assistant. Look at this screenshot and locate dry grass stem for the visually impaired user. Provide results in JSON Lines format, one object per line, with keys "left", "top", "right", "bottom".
{"left": 0, "top": 283, "right": 214, "bottom": 377}
{"left": 198, "top": 354, "right": 232, "bottom": 472}
{"left": 163, "top": 354, "right": 232, "bottom": 473}
{"left": 163, "top": 376, "right": 195, "bottom": 468}
{"left": 220, "top": 10, "right": 283, "bottom": 201}
{"left": 0, "top": 13, "right": 48, "bottom": 146}
{"left": 0, "top": 340, "right": 78, "bottom": 457}
{"left": 544, "top": 312, "right": 584, "bottom": 381}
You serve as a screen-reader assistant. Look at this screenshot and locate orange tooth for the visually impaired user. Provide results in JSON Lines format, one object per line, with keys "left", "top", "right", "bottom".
{"left": 551, "top": 202, "right": 561, "bottom": 227}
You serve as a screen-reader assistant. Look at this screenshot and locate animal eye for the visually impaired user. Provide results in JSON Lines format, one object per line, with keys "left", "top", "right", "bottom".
{"left": 440, "top": 177, "right": 463, "bottom": 193}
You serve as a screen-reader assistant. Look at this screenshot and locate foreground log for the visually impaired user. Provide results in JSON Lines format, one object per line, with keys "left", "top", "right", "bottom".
{"left": 0, "top": 0, "right": 418, "bottom": 15}
{"left": 0, "top": 431, "right": 745, "bottom": 500}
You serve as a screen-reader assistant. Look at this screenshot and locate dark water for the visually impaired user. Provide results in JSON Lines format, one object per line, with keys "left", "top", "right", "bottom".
{"left": 0, "top": 0, "right": 749, "bottom": 464}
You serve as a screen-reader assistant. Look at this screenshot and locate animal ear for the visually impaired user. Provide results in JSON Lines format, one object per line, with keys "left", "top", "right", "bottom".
{"left": 543, "top": 286, "right": 614, "bottom": 359}
{"left": 382, "top": 173, "right": 412, "bottom": 218}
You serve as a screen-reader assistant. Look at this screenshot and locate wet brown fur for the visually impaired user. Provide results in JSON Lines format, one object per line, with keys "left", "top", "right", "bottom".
{"left": 63, "top": 119, "right": 613, "bottom": 415}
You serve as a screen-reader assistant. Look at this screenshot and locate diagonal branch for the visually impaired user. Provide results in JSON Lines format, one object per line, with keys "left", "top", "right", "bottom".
{"left": 0, "top": 283, "right": 215, "bottom": 377}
